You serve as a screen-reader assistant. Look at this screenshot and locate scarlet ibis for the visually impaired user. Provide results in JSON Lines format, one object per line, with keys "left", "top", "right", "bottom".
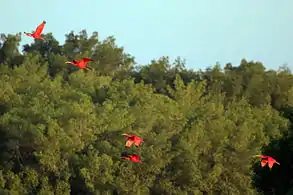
{"left": 121, "top": 152, "right": 142, "bottom": 164}
{"left": 255, "top": 155, "right": 280, "bottom": 169}
{"left": 122, "top": 133, "right": 144, "bottom": 148}
{"left": 65, "top": 57, "right": 93, "bottom": 70}
{"left": 24, "top": 21, "right": 46, "bottom": 40}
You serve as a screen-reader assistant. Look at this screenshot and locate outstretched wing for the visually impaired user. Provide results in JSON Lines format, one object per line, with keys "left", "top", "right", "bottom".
{"left": 267, "top": 160, "right": 275, "bottom": 168}
{"left": 132, "top": 154, "right": 140, "bottom": 160}
{"left": 134, "top": 137, "right": 143, "bottom": 146}
{"left": 261, "top": 159, "right": 267, "bottom": 167}
{"left": 34, "top": 21, "right": 46, "bottom": 37}
{"left": 268, "top": 157, "right": 280, "bottom": 168}
{"left": 125, "top": 140, "right": 133, "bottom": 148}
{"left": 81, "top": 57, "right": 93, "bottom": 63}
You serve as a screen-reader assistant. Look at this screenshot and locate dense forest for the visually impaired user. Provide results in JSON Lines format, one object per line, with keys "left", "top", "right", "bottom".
{"left": 0, "top": 30, "right": 293, "bottom": 195}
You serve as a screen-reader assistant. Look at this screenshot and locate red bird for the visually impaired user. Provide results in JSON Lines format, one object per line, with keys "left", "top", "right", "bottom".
{"left": 122, "top": 133, "right": 144, "bottom": 148}
{"left": 65, "top": 57, "right": 93, "bottom": 70}
{"left": 255, "top": 155, "right": 280, "bottom": 169}
{"left": 24, "top": 21, "right": 46, "bottom": 40}
{"left": 121, "top": 152, "right": 142, "bottom": 164}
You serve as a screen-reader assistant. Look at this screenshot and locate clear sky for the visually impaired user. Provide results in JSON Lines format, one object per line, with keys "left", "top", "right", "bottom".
{"left": 1, "top": 0, "right": 292, "bottom": 70}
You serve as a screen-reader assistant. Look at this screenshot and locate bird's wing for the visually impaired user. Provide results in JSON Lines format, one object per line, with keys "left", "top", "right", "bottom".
{"left": 261, "top": 159, "right": 268, "bottom": 167}
{"left": 34, "top": 21, "right": 46, "bottom": 37}
{"left": 132, "top": 154, "right": 140, "bottom": 160}
{"left": 134, "top": 138, "right": 142, "bottom": 146}
{"left": 81, "top": 57, "right": 94, "bottom": 63}
{"left": 268, "top": 160, "right": 275, "bottom": 168}
{"left": 125, "top": 140, "right": 133, "bottom": 147}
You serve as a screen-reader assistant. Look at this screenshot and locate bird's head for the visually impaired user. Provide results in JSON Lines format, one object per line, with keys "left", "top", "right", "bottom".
{"left": 121, "top": 151, "right": 129, "bottom": 157}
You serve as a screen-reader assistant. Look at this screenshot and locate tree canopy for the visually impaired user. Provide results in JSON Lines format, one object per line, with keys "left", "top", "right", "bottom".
{"left": 0, "top": 30, "right": 293, "bottom": 194}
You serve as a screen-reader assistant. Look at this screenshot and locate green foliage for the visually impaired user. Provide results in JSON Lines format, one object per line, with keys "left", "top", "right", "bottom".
{"left": 0, "top": 30, "right": 292, "bottom": 194}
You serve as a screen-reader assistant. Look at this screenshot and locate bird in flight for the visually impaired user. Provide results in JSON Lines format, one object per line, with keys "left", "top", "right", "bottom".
{"left": 65, "top": 57, "right": 93, "bottom": 70}
{"left": 254, "top": 154, "right": 280, "bottom": 169}
{"left": 121, "top": 152, "right": 142, "bottom": 164}
{"left": 24, "top": 21, "right": 46, "bottom": 40}
{"left": 122, "top": 133, "right": 144, "bottom": 148}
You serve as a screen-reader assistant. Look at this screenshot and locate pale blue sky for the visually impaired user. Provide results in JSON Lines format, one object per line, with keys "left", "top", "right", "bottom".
{"left": 1, "top": 0, "right": 292, "bottom": 70}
